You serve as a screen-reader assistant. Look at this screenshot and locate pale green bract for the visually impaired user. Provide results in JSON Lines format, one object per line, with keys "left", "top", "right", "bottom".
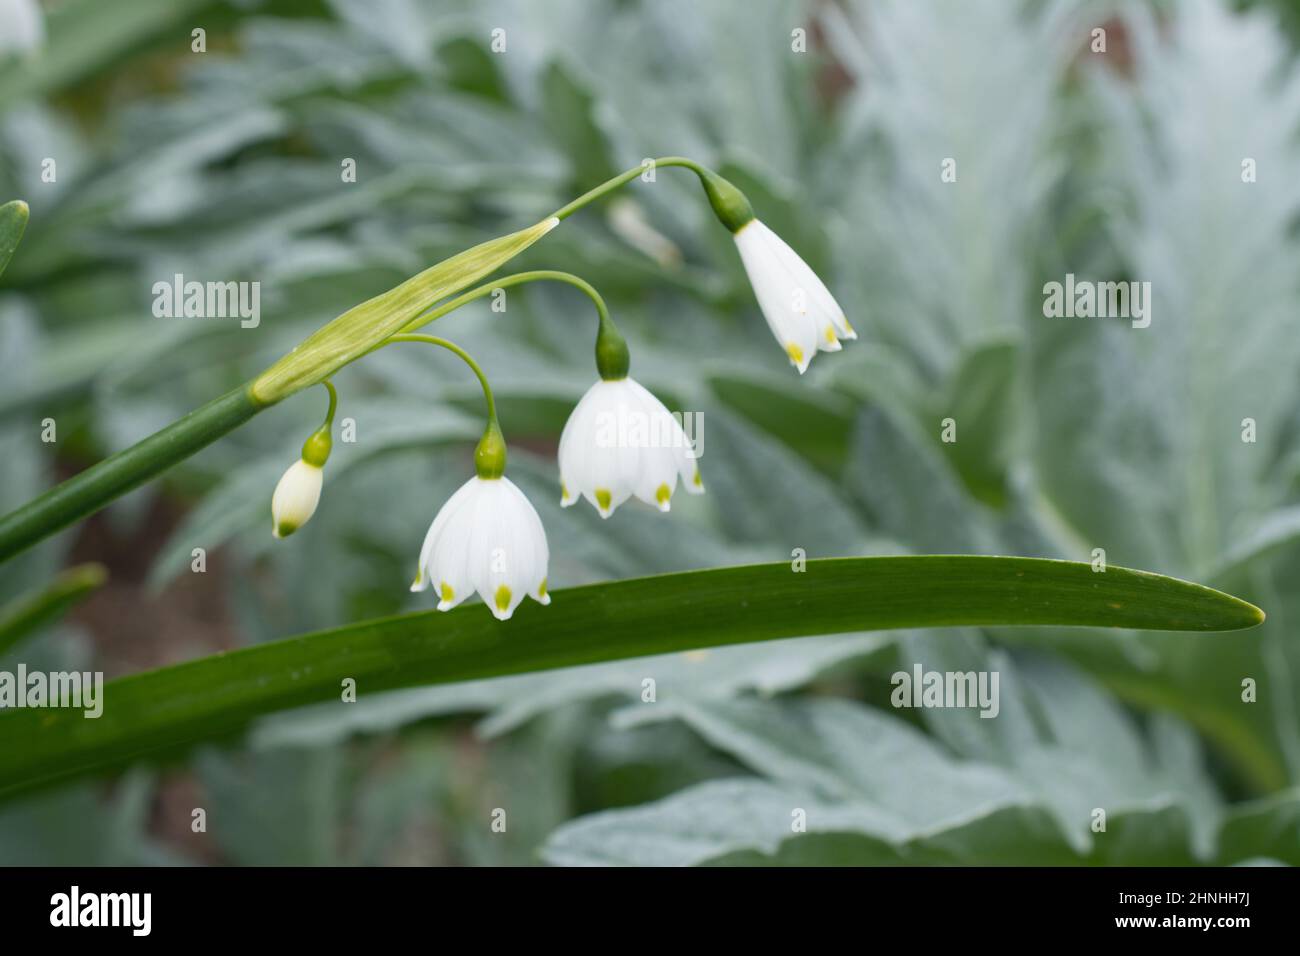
{"left": 249, "top": 217, "right": 559, "bottom": 405}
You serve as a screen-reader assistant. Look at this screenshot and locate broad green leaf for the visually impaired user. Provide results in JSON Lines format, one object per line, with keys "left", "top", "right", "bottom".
{"left": 0, "top": 0, "right": 214, "bottom": 110}
{"left": 1210, "top": 505, "right": 1300, "bottom": 586}
{"left": 938, "top": 339, "right": 1019, "bottom": 508}
{"left": 437, "top": 35, "right": 510, "bottom": 103}
{"left": 824, "top": 0, "right": 1070, "bottom": 366}
{"left": 251, "top": 633, "right": 891, "bottom": 748}
{"left": 539, "top": 776, "right": 1191, "bottom": 867}
{"left": 662, "top": 697, "right": 1028, "bottom": 832}
{"left": 848, "top": 401, "right": 998, "bottom": 554}
{"left": 702, "top": 408, "right": 870, "bottom": 553}
{"left": 196, "top": 745, "right": 346, "bottom": 866}
{"left": 708, "top": 372, "right": 856, "bottom": 477}
{"left": 1216, "top": 790, "right": 1300, "bottom": 865}
{"left": 0, "top": 771, "right": 179, "bottom": 866}
{"left": 544, "top": 689, "right": 1213, "bottom": 866}
{"left": 540, "top": 60, "right": 619, "bottom": 192}
{"left": 541, "top": 778, "right": 911, "bottom": 866}
{"left": 0, "top": 556, "right": 1261, "bottom": 799}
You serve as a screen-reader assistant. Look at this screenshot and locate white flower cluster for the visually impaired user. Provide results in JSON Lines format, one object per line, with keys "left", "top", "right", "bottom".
{"left": 272, "top": 209, "right": 847, "bottom": 620}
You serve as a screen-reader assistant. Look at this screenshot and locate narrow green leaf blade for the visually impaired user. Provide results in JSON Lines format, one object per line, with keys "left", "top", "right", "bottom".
{"left": 0, "top": 563, "right": 106, "bottom": 655}
{"left": 0, "top": 556, "right": 1261, "bottom": 798}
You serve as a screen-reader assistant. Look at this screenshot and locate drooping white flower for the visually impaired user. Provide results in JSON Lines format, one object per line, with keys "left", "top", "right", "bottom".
{"left": 733, "top": 219, "right": 854, "bottom": 374}
{"left": 0, "top": 0, "right": 44, "bottom": 57}
{"left": 271, "top": 460, "right": 323, "bottom": 538}
{"left": 410, "top": 475, "right": 550, "bottom": 620}
{"left": 558, "top": 377, "right": 703, "bottom": 518}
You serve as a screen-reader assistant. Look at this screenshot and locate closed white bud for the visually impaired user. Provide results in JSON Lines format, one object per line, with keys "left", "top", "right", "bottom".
{"left": 271, "top": 460, "right": 324, "bottom": 538}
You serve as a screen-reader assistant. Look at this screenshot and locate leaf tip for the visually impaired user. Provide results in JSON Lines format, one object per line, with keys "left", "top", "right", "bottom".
{"left": 1220, "top": 593, "right": 1266, "bottom": 630}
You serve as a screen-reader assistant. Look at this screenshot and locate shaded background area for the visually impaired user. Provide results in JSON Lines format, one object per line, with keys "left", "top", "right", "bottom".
{"left": 2, "top": 0, "right": 1299, "bottom": 865}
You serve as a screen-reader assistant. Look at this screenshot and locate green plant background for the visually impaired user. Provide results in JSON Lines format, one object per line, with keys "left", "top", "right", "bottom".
{"left": 1, "top": 0, "right": 1298, "bottom": 865}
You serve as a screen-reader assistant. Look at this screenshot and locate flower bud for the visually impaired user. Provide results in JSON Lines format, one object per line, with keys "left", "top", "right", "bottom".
{"left": 271, "top": 459, "right": 324, "bottom": 538}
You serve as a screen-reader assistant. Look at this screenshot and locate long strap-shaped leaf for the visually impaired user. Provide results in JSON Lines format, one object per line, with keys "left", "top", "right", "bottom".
{"left": 0, "top": 556, "right": 1261, "bottom": 798}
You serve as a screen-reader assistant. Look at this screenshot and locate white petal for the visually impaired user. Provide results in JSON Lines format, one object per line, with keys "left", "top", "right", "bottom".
{"left": 467, "top": 477, "right": 549, "bottom": 620}
{"left": 411, "top": 475, "right": 477, "bottom": 593}
{"left": 562, "top": 380, "right": 637, "bottom": 516}
{"left": 752, "top": 218, "right": 855, "bottom": 342}
{"left": 426, "top": 492, "right": 478, "bottom": 609}
{"left": 734, "top": 221, "right": 820, "bottom": 373}
{"left": 558, "top": 380, "right": 605, "bottom": 507}
{"left": 509, "top": 477, "right": 552, "bottom": 606}
{"left": 624, "top": 378, "right": 694, "bottom": 510}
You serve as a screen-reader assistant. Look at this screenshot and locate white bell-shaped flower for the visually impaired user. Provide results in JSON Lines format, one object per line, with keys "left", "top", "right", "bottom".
{"left": 271, "top": 460, "right": 323, "bottom": 538}
{"left": 733, "top": 219, "right": 854, "bottom": 374}
{"left": 410, "top": 475, "right": 550, "bottom": 621}
{"left": 558, "top": 377, "right": 703, "bottom": 518}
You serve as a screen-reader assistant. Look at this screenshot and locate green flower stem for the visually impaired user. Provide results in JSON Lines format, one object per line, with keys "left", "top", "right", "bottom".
{"left": 0, "top": 386, "right": 260, "bottom": 563}
{"left": 383, "top": 335, "right": 497, "bottom": 425}
{"left": 319, "top": 378, "right": 338, "bottom": 425}
{"left": 549, "top": 156, "right": 707, "bottom": 221}
{"left": 548, "top": 156, "right": 754, "bottom": 232}
{"left": 299, "top": 380, "right": 337, "bottom": 467}
{"left": 383, "top": 334, "right": 506, "bottom": 478}
{"left": 395, "top": 268, "right": 627, "bottom": 379}
{"left": 398, "top": 269, "right": 611, "bottom": 334}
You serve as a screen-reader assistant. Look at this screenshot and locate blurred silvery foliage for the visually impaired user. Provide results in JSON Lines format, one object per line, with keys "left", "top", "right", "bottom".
{"left": 1, "top": 0, "right": 1299, "bottom": 865}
